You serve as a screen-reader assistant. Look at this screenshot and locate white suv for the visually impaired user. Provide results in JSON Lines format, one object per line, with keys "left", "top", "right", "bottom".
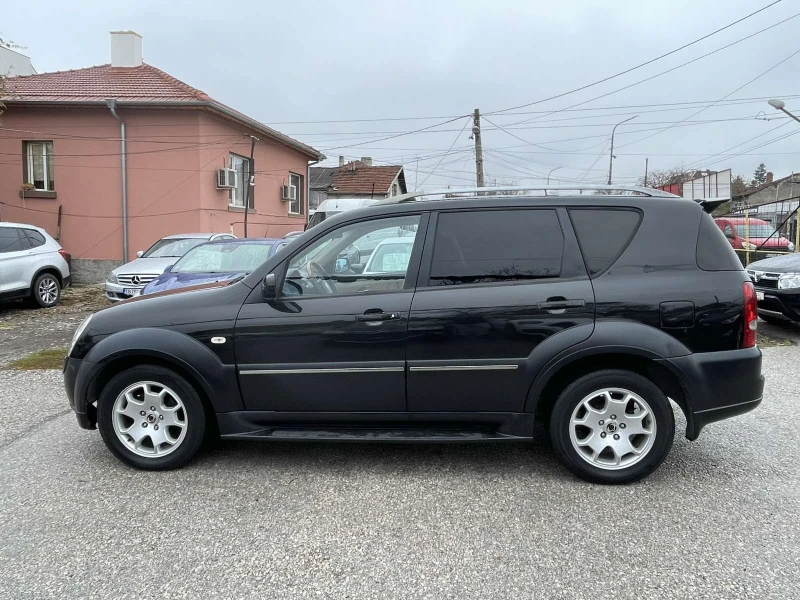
{"left": 0, "top": 222, "right": 71, "bottom": 308}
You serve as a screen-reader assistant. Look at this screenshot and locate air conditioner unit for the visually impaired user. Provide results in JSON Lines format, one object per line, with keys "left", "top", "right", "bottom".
{"left": 217, "top": 168, "right": 237, "bottom": 189}
{"left": 281, "top": 184, "right": 297, "bottom": 202}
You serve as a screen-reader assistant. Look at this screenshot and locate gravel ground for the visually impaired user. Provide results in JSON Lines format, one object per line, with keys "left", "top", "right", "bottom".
{"left": 0, "top": 347, "right": 798, "bottom": 599}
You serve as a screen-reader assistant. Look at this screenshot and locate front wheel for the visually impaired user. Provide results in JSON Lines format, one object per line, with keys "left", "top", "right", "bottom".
{"left": 550, "top": 369, "right": 675, "bottom": 484}
{"left": 97, "top": 366, "right": 206, "bottom": 470}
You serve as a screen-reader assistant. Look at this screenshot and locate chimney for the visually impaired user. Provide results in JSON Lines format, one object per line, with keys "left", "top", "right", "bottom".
{"left": 766, "top": 172, "right": 774, "bottom": 185}
{"left": 360, "top": 156, "right": 373, "bottom": 166}
{"left": 338, "top": 155, "right": 345, "bottom": 167}
{"left": 110, "top": 31, "right": 143, "bottom": 68}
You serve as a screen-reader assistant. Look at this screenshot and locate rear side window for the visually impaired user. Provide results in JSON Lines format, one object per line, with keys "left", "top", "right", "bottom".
{"left": 697, "top": 212, "right": 742, "bottom": 271}
{"left": 428, "top": 209, "right": 563, "bottom": 286}
{"left": 569, "top": 208, "right": 641, "bottom": 276}
{"left": 0, "top": 228, "right": 27, "bottom": 253}
{"left": 23, "top": 229, "right": 46, "bottom": 248}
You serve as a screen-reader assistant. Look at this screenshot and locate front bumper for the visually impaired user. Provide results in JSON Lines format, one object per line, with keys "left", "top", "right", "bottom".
{"left": 104, "top": 281, "right": 142, "bottom": 302}
{"left": 659, "top": 346, "right": 764, "bottom": 440}
{"left": 754, "top": 285, "right": 800, "bottom": 322}
{"left": 64, "top": 356, "right": 96, "bottom": 429}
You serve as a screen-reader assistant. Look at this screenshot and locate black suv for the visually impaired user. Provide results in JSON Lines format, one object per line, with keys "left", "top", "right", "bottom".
{"left": 64, "top": 186, "right": 764, "bottom": 484}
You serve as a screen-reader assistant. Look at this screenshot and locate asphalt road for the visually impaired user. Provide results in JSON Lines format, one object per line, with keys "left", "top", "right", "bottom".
{"left": 1, "top": 349, "right": 798, "bottom": 600}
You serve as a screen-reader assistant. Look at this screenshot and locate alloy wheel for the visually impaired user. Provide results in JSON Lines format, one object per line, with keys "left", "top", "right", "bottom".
{"left": 568, "top": 387, "right": 657, "bottom": 470}
{"left": 111, "top": 381, "right": 188, "bottom": 457}
{"left": 38, "top": 277, "right": 59, "bottom": 305}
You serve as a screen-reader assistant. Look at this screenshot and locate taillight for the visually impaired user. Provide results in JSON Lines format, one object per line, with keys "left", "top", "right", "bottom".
{"left": 58, "top": 249, "right": 68, "bottom": 260}
{"left": 743, "top": 281, "right": 757, "bottom": 348}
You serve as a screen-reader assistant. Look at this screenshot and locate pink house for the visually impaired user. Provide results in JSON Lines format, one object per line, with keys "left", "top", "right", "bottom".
{"left": 0, "top": 31, "right": 323, "bottom": 282}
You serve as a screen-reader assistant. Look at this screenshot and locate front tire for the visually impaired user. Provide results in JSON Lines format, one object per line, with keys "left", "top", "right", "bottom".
{"left": 97, "top": 366, "right": 206, "bottom": 470}
{"left": 550, "top": 369, "right": 675, "bottom": 484}
{"left": 32, "top": 273, "right": 60, "bottom": 308}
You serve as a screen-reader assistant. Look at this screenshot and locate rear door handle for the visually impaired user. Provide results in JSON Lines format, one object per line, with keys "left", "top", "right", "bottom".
{"left": 537, "top": 299, "right": 585, "bottom": 313}
{"left": 355, "top": 311, "right": 401, "bottom": 322}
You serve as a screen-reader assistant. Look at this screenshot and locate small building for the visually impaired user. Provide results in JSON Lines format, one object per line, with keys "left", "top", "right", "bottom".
{"left": 730, "top": 172, "right": 800, "bottom": 241}
{"left": 310, "top": 156, "right": 407, "bottom": 209}
{"left": 0, "top": 31, "right": 323, "bottom": 282}
{"left": 0, "top": 45, "right": 36, "bottom": 77}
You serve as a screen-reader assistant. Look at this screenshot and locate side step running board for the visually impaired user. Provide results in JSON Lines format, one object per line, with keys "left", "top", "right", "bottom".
{"left": 221, "top": 427, "right": 529, "bottom": 442}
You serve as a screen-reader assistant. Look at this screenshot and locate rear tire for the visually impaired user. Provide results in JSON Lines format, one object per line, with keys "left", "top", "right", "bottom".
{"left": 97, "top": 365, "right": 206, "bottom": 470}
{"left": 32, "top": 272, "right": 60, "bottom": 308}
{"left": 550, "top": 369, "right": 675, "bottom": 484}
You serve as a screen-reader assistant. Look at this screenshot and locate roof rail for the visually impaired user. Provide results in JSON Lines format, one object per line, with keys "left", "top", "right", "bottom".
{"left": 382, "top": 185, "right": 680, "bottom": 204}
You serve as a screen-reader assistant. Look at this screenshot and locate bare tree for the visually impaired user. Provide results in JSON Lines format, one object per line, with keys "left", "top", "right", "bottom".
{"left": 638, "top": 166, "right": 695, "bottom": 188}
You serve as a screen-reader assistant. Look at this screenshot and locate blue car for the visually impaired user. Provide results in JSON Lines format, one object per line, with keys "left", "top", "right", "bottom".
{"left": 141, "top": 238, "right": 288, "bottom": 296}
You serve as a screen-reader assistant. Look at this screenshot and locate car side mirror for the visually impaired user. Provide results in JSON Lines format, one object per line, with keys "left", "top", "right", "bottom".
{"left": 335, "top": 257, "right": 350, "bottom": 273}
{"left": 136, "top": 250, "right": 144, "bottom": 258}
{"left": 262, "top": 273, "right": 277, "bottom": 301}
{"left": 164, "top": 264, "right": 173, "bottom": 273}
{"left": 350, "top": 263, "right": 365, "bottom": 274}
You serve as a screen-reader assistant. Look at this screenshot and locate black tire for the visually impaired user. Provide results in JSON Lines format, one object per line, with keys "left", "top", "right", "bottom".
{"left": 32, "top": 272, "right": 61, "bottom": 308}
{"left": 550, "top": 369, "right": 675, "bottom": 485}
{"left": 97, "top": 365, "right": 206, "bottom": 470}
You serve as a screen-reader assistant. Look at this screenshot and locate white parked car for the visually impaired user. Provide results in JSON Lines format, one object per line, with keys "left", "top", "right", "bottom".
{"left": 0, "top": 222, "right": 71, "bottom": 308}
{"left": 105, "top": 233, "right": 236, "bottom": 301}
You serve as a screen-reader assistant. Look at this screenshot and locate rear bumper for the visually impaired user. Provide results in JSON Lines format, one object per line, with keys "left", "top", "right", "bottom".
{"left": 659, "top": 346, "right": 764, "bottom": 440}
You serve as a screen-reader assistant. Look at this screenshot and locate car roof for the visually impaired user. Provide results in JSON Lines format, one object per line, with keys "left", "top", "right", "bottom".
{"left": 205, "top": 237, "right": 283, "bottom": 245}
{"left": 162, "top": 232, "right": 232, "bottom": 239}
{"left": 717, "top": 217, "right": 769, "bottom": 225}
{"left": 315, "top": 198, "right": 379, "bottom": 212}
{"left": 0, "top": 221, "right": 44, "bottom": 230}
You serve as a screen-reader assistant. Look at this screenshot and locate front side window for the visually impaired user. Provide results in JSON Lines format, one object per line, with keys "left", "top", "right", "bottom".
{"left": 172, "top": 242, "right": 273, "bottom": 273}
{"left": 284, "top": 215, "right": 420, "bottom": 297}
{"left": 289, "top": 172, "right": 304, "bottom": 215}
{"left": 428, "top": 209, "right": 563, "bottom": 287}
{"left": 24, "top": 141, "right": 54, "bottom": 191}
{"left": 734, "top": 224, "right": 776, "bottom": 238}
{"left": 229, "top": 154, "right": 251, "bottom": 208}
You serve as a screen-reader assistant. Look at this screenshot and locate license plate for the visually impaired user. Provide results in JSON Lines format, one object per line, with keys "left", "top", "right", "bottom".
{"left": 756, "top": 291, "right": 764, "bottom": 301}
{"left": 123, "top": 288, "right": 141, "bottom": 297}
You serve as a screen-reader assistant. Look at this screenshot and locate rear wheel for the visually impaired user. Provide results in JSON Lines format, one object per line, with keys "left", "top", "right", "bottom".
{"left": 97, "top": 366, "right": 206, "bottom": 470}
{"left": 32, "top": 272, "right": 60, "bottom": 308}
{"left": 550, "top": 369, "right": 675, "bottom": 484}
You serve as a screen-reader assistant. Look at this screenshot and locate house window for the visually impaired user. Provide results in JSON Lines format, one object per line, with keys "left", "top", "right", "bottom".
{"left": 229, "top": 153, "right": 252, "bottom": 208}
{"left": 24, "top": 141, "right": 55, "bottom": 191}
{"left": 289, "top": 172, "right": 304, "bottom": 215}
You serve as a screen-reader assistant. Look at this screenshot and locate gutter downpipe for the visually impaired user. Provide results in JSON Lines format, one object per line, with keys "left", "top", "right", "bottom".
{"left": 105, "top": 99, "right": 128, "bottom": 262}
{"left": 306, "top": 157, "right": 324, "bottom": 230}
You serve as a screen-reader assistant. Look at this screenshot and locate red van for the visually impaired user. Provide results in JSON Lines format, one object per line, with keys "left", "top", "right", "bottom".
{"left": 714, "top": 217, "right": 794, "bottom": 252}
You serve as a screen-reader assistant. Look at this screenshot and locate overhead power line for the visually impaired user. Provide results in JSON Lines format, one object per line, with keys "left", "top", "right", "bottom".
{"left": 485, "top": 0, "right": 785, "bottom": 116}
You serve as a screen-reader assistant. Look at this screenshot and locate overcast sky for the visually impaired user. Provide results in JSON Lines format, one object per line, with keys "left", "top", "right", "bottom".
{"left": 4, "top": 0, "right": 800, "bottom": 190}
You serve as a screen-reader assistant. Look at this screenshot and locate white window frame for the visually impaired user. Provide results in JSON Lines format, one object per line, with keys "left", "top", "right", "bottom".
{"left": 25, "top": 141, "right": 54, "bottom": 191}
{"left": 289, "top": 172, "right": 304, "bottom": 216}
{"left": 229, "top": 153, "right": 250, "bottom": 208}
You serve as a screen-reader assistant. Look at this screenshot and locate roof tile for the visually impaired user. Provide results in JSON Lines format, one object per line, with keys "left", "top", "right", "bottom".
{"left": 332, "top": 161, "right": 403, "bottom": 195}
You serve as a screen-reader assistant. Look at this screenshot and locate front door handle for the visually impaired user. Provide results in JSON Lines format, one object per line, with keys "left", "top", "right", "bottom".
{"left": 355, "top": 311, "right": 401, "bottom": 322}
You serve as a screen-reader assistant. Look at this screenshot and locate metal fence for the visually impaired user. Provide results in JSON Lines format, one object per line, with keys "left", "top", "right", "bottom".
{"left": 723, "top": 197, "right": 800, "bottom": 266}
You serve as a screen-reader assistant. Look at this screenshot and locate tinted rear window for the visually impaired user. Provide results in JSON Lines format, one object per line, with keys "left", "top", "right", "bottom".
{"left": 569, "top": 208, "right": 641, "bottom": 276}
{"left": 697, "top": 212, "right": 742, "bottom": 271}
{"left": 23, "top": 229, "right": 46, "bottom": 248}
{"left": 429, "top": 209, "right": 563, "bottom": 286}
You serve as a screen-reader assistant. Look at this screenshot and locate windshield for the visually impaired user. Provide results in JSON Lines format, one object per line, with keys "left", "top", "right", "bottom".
{"left": 171, "top": 243, "right": 273, "bottom": 273}
{"left": 142, "top": 238, "right": 208, "bottom": 258}
{"left": 735, "top": 224, "right": 778, "bottom": 238}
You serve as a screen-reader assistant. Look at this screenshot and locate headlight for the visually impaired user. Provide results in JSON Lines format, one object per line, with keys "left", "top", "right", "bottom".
{"left": 778, "top": 273, "right": 800, "bottom": 290}
{"left": 106, "top": 272, "right": 118, "bottom": 285}
{"left": 788, "top": 242, "right": 796, "bottom": 252}
{"left": 741, "top": 241, "right": 757, "bottom": 250}
{"left": 68, "top": 315, "right": 92, "bottom": 357}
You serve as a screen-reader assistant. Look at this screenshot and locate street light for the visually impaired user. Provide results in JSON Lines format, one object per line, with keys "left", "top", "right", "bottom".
{"left": 768, "top": 98, "right": 800, "bottom": 125}
{"left": 547, "top": 166, "right": 561, "bottom": 184}
{"left": 607, "top": 115, "right": 638, "bottom": 185}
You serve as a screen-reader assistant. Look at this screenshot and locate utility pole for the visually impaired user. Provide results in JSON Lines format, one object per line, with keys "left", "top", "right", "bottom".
{"left": 607, "top": 115, "right": 637, "bottom": 185}
{"left": 243, "top": 135, "right": 258, "bottom": 238}
{"left": 644, "top": 158, "right": 649, "bottom": 187}
{"left": 473, "top": 109, "right": 485, "bottom": 189}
